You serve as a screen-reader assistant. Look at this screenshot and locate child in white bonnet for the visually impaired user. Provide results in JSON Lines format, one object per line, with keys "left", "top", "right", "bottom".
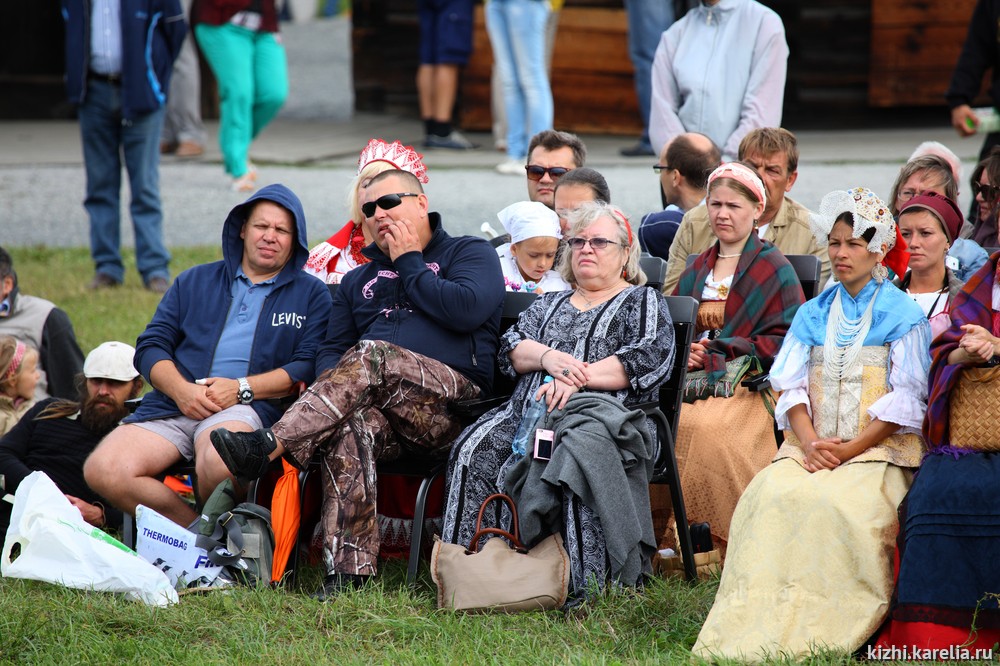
{"left": 495, "top": 201, "right": 571, "bottom": 293}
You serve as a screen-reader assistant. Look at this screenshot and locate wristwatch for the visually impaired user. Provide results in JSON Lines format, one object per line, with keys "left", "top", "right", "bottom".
{"left": 237, "top": 377, "right": 254, "bottom": 404}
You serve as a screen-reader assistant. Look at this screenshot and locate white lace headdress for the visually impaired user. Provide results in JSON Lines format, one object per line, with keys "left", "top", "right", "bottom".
{"left": 809, "top": 187, "right": 896, "bottom": 254}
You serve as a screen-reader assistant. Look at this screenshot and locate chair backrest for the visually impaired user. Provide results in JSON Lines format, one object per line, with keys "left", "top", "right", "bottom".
{"left": 785, "top": 254, "right": 822, "bottom": 300}
{"left": 640, "top": 255, "right": 667, "bottom": 292}
{"left": 493, "top": 291, "right": 538, "bottom": 397}
{"left": 657, "top": 296, "right": 698, "bottom": 458}
{"left": 686, "top": 253, "right": 822, "bottom": 299}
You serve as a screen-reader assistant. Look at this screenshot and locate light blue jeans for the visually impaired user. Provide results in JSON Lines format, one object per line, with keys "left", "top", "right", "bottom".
{"left": 486, "top": 0, "right": 553, "bottom": 161}
{"left": 78, "top": 79, "right": 170, "bottom": 284}
{"left": 625, "top": 0, "right": 674, "bottom": 150}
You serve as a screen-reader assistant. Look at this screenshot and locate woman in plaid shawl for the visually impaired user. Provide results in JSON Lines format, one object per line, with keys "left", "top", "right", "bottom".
{"left": 664, "top": 162, "right": 804, "bottom": 555}
{"left": 877, "top": 254, "right": 1000, "bottom": 652}
{"left": 695, "top": 188, "right": 931, "bottom": 660}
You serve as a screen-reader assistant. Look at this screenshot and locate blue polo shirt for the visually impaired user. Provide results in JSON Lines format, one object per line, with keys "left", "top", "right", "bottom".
{"left": 208, "top": 268, "right": 277, "bottom": 379}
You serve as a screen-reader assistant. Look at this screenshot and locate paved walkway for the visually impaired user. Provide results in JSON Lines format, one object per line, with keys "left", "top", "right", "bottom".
{"left": 0, "top": 16, "right": 987, "bottom": 249}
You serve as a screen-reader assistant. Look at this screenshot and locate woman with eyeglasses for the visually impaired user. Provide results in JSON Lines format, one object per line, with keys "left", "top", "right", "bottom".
{"left": 894, "top": 193, "right": 966, "bottom": 339}
{"left": 663, "top": 161, "right": 804, "bottom": 558}
{"left": 959, "top": 147, "right": 1000, "bottom": 249}
{"left": 443, "top": 201, "right": 675, "bottom": 597}
{"left": 304, "top": 139, "right": 428, "bottom": 284}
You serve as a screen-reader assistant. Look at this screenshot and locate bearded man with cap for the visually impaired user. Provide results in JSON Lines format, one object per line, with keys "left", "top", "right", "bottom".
{"left": 895, "top": 192, "right": 968, "bottom": 339}
{"left": 0, "top": 341, "right": 144, "bottom": 541}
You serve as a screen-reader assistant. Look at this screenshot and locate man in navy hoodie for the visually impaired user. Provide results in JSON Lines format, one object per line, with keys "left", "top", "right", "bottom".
{"left": 211, "top": 169, "right": 505, "bottom": 599}
{"left": 85, "top": 184, "right": 333, "bottom": 529}
{"left": 61, "top": 0, "right": 187, "bottom": 292}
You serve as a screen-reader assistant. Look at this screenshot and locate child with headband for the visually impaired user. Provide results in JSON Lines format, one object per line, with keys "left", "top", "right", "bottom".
{"left": 496, "top": 201, "right": 571, "bottom": 294}
{"left": 0, "top": 337, "right": 40, "bottom": 436}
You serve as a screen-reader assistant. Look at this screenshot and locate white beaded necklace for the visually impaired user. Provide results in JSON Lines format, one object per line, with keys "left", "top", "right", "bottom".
{"left": 824, "top": 284, "right": 880, "bottom": 380}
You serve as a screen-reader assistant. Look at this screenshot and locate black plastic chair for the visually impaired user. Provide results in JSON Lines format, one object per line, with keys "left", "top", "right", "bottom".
{"left": 641, "top": 255, "right": 668, "bottom": 292}
{"left": 785, "top": 254, "right": 822, "bottom": 300}
{"left": 643, "top": 295, "right": 699, "bottom": 581}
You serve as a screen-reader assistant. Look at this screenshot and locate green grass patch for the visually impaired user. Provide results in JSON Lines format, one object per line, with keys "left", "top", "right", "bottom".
{"left": 1, "top": 246, "right": 876, "bottom": 664}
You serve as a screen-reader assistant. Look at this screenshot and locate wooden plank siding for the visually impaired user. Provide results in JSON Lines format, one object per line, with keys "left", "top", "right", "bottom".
{"left": 868, "top": 0, "right": 978, "bottom": 107}
{"left": 459, "top": 5, "right": 642, "bottom": 134}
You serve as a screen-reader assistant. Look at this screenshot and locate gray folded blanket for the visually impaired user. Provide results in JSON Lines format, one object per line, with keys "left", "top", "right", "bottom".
{"left": 505, "top": 392, "right": 656, "bottom": 587}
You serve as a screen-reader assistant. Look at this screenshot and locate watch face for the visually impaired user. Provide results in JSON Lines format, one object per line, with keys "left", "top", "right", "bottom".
{"left": 239, "top": 388, "right": 253, "bottom": 404}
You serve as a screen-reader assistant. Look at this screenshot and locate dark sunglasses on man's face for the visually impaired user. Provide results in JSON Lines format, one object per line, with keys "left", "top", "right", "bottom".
{"left": 361, "top": 192, "right": 420, "bottom": 218}
{"left": 525, "top": 165, "right": 571, "bottom": 181}
{"left": 972, "top": 181, "right": 1000, "bottom": 202}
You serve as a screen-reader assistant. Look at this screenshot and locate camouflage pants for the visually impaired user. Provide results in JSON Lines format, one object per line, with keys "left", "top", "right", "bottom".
{"left": 271, "top": 340, "right": 479, "bottom": 576}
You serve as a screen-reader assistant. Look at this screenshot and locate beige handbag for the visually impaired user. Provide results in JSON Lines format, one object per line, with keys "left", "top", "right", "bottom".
{"left": 430, "top": 493, "right": 570, "bottom": 612}
{"left": 949, "top": 365, "right": 1000, "bottom": 451}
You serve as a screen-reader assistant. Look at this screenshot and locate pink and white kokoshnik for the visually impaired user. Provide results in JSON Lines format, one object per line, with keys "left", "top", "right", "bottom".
{"left": 707, "top": 162, "right": 767, "bottom": 209}
{"left": 356, "top": 139, "right": 430, "bottom": 184}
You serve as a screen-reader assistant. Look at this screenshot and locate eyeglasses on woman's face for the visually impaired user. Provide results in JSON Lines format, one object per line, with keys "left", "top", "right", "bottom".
{"left": 566, "top": 237, "right": 621, "bottom": 251}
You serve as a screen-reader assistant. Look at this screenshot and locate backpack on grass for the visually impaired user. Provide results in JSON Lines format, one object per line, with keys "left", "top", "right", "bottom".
{"left": 195, "top": 479, "right": 275, "bottom": 587}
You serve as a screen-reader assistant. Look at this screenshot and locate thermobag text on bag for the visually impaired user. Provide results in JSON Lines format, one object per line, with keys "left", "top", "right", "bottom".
{"left": 1, "top": 471, "right": 177, "bottom": 607}
{"left": 135, "top": 504, "right": 224, "bottom": 589}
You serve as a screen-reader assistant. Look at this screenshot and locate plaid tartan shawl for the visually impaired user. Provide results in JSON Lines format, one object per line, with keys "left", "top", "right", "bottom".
{"left": 924, "top": 253, "right": 1000, "bottom": 450}
{"left": 674, "top": 233, "right": 805, "bottom": 384}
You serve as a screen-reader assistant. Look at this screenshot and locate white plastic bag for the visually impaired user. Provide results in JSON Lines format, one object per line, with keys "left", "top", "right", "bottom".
{"left": 0, "top": 471, "right": 178, "bottom": 607}
{"left": 135, "top": 503, "right": 223, "bottom": 589}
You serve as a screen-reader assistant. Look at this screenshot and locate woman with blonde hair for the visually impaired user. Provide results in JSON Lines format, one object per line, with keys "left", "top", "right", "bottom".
{"left": 304, "top": 139, "right": 429, "bottom": 284}
{"left": 665, "top": 161, "right": 804, "bottom": 555}
{"left": 444, "top": 201, "right": 674, "bottom": 595}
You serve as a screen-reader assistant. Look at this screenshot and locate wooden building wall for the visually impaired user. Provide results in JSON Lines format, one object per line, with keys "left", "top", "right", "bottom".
{"left": 353, "top": 0, "right": 986, "bottom": 133}
{"left": 868, "top": 0, "right": 979, "bottom": 107}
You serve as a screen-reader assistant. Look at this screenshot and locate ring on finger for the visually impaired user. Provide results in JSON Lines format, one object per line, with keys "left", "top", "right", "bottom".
{"left": 562, "top": 368, "right": 571, "bottom": 377}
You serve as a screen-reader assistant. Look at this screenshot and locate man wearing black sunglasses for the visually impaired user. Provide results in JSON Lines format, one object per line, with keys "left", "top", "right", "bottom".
{"left": 210, "top": 168, "right": 505, "bottom": 600}
{"left": 524, "top": 130, "right": 586, "bottom": 210}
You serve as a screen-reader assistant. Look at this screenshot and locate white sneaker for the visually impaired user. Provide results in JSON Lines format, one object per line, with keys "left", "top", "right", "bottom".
{"left": 496, "top": 159, "right": 525, "bottom": 175}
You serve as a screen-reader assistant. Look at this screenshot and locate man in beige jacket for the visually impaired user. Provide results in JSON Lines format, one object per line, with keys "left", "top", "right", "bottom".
{"left": 661, "top": 127, "right": 829, "bottom": 294}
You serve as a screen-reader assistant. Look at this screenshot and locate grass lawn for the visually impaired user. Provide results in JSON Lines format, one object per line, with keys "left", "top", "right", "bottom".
{"left": 0, "top": 247, "right": 866, "bottom": 664}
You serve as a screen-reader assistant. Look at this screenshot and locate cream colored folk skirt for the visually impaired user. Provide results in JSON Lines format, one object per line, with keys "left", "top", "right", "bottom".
{"left": 693, "top": 458, "right": 912, "bottom": 661}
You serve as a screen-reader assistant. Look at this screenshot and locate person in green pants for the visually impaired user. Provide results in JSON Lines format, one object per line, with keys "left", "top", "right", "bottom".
{"left": 193, "top": 0, "right": 288, "bottom": 192}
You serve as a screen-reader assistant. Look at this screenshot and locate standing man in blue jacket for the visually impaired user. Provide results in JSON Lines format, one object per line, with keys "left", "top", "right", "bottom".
{"left": 85, "top": 184, "right": 333, "bottom": 529}
{"left": 211, "top": 169, "right": 505, "bottom": 600}
{"left": 61, "top": 0, "right": 186, "bottom": 293}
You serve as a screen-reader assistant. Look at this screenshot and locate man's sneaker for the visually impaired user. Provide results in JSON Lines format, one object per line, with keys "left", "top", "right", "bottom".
{"left": 495, "top": 159, "right": 525, "bottom": 175}
{"left": 209, "top": 427, "right": 277, "bottom": 482}
{"left": 424, "top": 130, "right": 478, "bottom": 150}
{"left": 311, "top": 573, "right": 371, "bottom": 602}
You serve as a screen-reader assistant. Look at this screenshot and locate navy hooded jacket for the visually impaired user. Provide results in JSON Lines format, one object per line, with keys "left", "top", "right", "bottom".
{"left": 127, "top": 184, "right": 333, "bottom": 427}
{"left": 319, "top": 212, "right": 505, "bottom": 394}
{"left": 61, "top": 0, "right": 187, "bottom": 119}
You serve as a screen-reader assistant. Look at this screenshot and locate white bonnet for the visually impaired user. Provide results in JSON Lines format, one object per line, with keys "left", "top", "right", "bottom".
{"left": 497, "top": 201, "right": 562, "bottom": 244}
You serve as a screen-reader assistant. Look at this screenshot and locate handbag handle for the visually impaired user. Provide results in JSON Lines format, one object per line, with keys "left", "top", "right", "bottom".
{"left": 470, "top": 493, "right": 522, "bottom": 550}
{"left": 467, "top": 527, "right": 528, "bottom": 554}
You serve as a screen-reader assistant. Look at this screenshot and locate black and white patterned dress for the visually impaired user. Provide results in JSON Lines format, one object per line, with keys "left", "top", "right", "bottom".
{"left": 442, "top": 285, "right": 675, "bottom": 593}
